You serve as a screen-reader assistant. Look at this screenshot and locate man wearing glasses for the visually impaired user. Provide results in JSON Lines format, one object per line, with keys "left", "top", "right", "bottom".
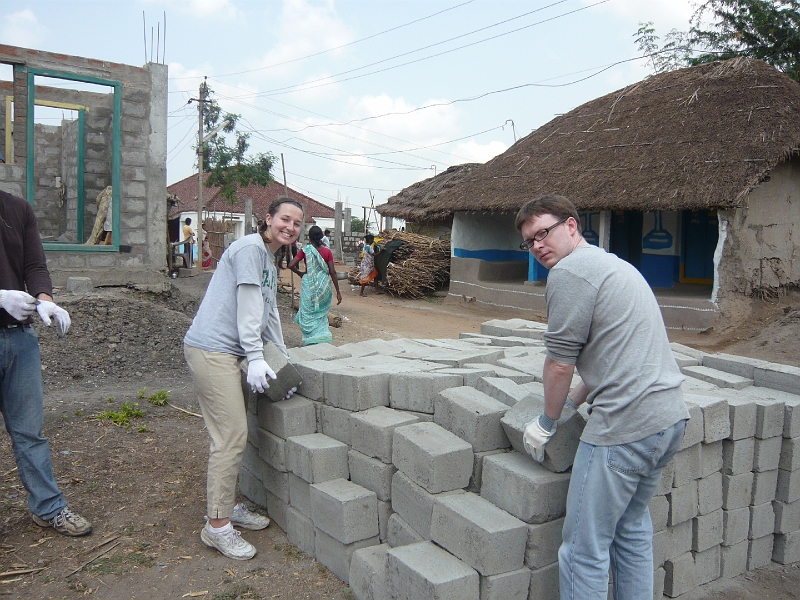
{"left": 515, "top": 194, "right": 688, "bottom": 599}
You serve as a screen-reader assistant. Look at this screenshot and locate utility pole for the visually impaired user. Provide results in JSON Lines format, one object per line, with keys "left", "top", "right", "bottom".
{"left": 195, "top": 78, "right": 207, "bottom": 275}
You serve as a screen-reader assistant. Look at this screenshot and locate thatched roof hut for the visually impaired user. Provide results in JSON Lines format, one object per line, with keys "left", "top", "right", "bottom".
{"left": 376, "top": 163, "right": 481, "bottom": 222}
{"left": 434, "top": 57, "right": 800, "bottom": 214}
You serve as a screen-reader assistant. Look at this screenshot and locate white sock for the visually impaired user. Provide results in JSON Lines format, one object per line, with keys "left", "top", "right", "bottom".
{"left": 208, "top": 522, "right": 232, "bottom": 534}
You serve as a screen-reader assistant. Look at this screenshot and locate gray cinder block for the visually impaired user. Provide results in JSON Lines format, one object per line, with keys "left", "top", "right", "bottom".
{"left": 650, "top": 495, "right": 670, "bottom": 532}
{"left": 698, "top": 472, "right": 723, "bottom": 516}
{"left": 350, "top": 544, "right": 389, "bottom": 600}
{"left": 722, "top": 438, "right": 755, "bottom": 475}
{"left": 462, "top": 363, "right": 535, "bottom": 383}
{"left": 286, "top": 433, "right": 349, "bottom": 484}
{"left": 701, "top": 352, "right": 769, "bottom": 379}
{"left": 315, "top": 528, "right": 379, "bottom": 585}
{"left": 390, "top": 471, "right": 464, "bottom": 540}
{"left": 476, "top": 377, "right": 533, "bottom": 407}
{"left": 653, "top": 521, "right": 692, "bottom": 568}
{"left": 386, "top": 542, "right": 479, "bottom": 600}
{"left": 780, "top": 436, "right": 800, "bottom": 470}
{"left": 655, "top": 461, "right": 676, "bottom": 496}
{"left": 66, "top": 276, "right": 93, "bottom": 294}
{"left": 668, "top": 481, "right": 698, "bottom": 526}
{"left": 720, "top": 540, "right": 748, "bottom": 579}
{"left": 700, "top": 441, "right": 723, "bottom": 478}
{"left": 722, "top": 472, "right": 754, "bottom": 510}
{"left": 294, "top": 359, "right": 339, "bottom": 401}
{"left": 722, "top": 507, "right": 750, "bottom": 547}
{"left": 752, "top": 469, "right": 779, "bottom": 506}
{"left": 266, "top": 490, "right": 288, "bottom": 531}
{"left": 324, "top": 370, "right": 391, "bottom": 411}
{"left": 260, "top": 342, "right": 303, "bottom": 402}
{"left": 525, "top": 517, "right": 564, "bottom": 569}
{"left": 654, "top": 567, "right": 666, "bottom": 599}
{"left": 682, "top": 366, "right": 753, "bottom": 390}
{"left": 773, "top": 530, "right": 800, "bottom": 564}
{"left": 773, "top": 499, "right": 800, "bottom": 534}
{"left": 289, "top": 472, "right": 311, "bottom": 517}
{"left": 528, "top": 562, "right": 560, "bottom": 600}
{"left": 389, "top": 372, "right": 463, "bottom": 413}
{"left": 262, "top": 462, "right": 289, "bottom": 503}
{"left": 467, "top": 449, "right": 508, "bottom": 494}
{"left": 434, "top": 387, "right": 511, "bottom": 452}
{"left": 317, "top": 403, "right": 352, "bottom": 446}
{"left": 480, "top": 568, "right": 530, "bottom": 600}
{"left": 239, "top": 465, "right": 266, "bottom": 509}
{"left": 387, "top": 513, "right": 425, "bottom": 548}
{"left": 680, "top": 403, "right": 704, "bottom": 450}
{"left": 754, "top": 364, "right": 800, "bottom": 395}
{"left": 392, "top": 422, "right": 473, "bottom": 493}
{"left": 289, "top": 342, "right": 351, "bottom": 362}
{"left": 684, "top": 395, "right": 731, "bottom": 442}
{"left": 693, "top": 509, "right": 723, "bottom": 552}
{"left": 777, "top": 467, "right": 800, "bottom": 503}
{"left": 349, "top": 449, "right": 396, "bottom": 502}
{"left": 351, "top": 406, "right": 419, "bottom": 464}
{"left": 783, "top": 399, "right": 800, "bottom": 438}
{"left": 727, "top": 397, "right": 758, "bottom": 440}
{"left": 430, "top": 492, "right": 527, "bottom": 576}
{"left": 500, "top": 396, "right": 586, "bottom": 473}
{"left": 258, "top": 395, "right": 316, "bottom": 438}
{"left": 480, "top": 452, "right": 570, "bottom": 524}
{"left": 286, "top": 506, "right": 316, "bottom": 558}
{"left": 753, "top": 436, "right": 782, "bottom": 472}
{"left": 694, "top": 544, "right": 721, "bottom": 586}
{"left": 241, "top": 441, "right": 264, "bottom": 480}
{"left": 746, "top": 534, "right": 774, "bottom": 571}
{"left": 749, "top": 502, "right": 776, "bottom": 540}
{"left": 378, "top": 499, "right": 391, "bottom": 543}
{"left": 664, "top": 552, "right": 697, "bottom": 598}
{"left": 672, "top": 445, "right": 701, "bottom": 488}
{"left": 257, "top": 427, "right": 287, "bottom": 472}
{"left": 310, "top": 478, "right": 378, "bottom": 544}
{"left": 756, "top": 399, "right": 786, "bottom": 440}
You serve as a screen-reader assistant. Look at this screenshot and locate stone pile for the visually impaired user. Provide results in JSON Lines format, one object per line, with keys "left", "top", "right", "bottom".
{"left": 238, "top": 318, "right": 800, "bottom": 600}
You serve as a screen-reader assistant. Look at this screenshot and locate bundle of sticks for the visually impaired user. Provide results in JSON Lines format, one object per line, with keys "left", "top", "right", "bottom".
{"left": 347, "top": 230, "right": 451, "bottom": 299}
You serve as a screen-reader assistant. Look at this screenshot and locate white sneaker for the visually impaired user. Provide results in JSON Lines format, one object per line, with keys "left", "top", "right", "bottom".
{"left": 230, "top": 503, "right": 271, "bottom": 531}
{"left": 200, "top": 523, "right": 256, "bottom": 560}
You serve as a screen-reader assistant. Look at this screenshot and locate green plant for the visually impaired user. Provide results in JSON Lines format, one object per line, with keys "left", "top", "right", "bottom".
{"left": 107, "top": 397, "right": 114, "bottom": 403}
{"left": 147, "top": 390, "right": 169, "bottom": 406}
{"left": 74, "top": 409, "right": 84, "bottom": 417}
{"left": 137, "top": 425, "right": 152, "bottom": 433}
{"left": 96, "top": 402, "right": 145, "bottom": 427}
{"left": 137, "top": 387, "right": 147, "bottom": 399}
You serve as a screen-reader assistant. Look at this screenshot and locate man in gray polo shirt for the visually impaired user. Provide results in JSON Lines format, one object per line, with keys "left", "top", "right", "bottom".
{"left": 516, "top": 194, "right": 689, "bottom": 600}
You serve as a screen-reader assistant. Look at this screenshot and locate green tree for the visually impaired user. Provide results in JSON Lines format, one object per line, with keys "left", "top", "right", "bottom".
{"left": 634, "top": 21, "right": 691, "bottom": 75}
{"left": 350, "top": 217, "right": 370, "bottom": 234}
{"left": 197, "top": 85, "right": 276, "bottom": 203}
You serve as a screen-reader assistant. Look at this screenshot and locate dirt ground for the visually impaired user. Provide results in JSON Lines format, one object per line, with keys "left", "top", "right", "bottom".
{"left": 0, "top": 269, "right": 799, "bottom": 599}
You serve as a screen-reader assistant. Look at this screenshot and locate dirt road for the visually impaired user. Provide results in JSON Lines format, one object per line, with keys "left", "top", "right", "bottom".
{"left": 0, "top": 272, "right": 798, "bottom": 599}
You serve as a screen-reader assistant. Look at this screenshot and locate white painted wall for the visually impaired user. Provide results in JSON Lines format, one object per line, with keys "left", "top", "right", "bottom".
{"left": 452, "top": 212, "right": 520, "bottom": 253}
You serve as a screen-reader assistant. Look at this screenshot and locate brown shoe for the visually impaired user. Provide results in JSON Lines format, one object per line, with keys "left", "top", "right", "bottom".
{"left": 33, "top": 506, "right": 93, "bottom": 537}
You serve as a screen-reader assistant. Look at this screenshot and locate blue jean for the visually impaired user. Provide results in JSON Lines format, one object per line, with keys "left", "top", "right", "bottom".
{"left": 559, "top": 419, "right": 686, "bottom": 600}
{"left": 0, "top": 327, "right": 65, "bottom": 520}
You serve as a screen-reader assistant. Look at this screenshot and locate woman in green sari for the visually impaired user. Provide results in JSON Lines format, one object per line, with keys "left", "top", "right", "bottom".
{"left": 288, "top": 226, "right": 342, "bottom": 345}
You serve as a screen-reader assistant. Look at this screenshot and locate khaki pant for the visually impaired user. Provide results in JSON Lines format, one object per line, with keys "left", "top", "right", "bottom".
{"left": 184, "top": 344, "right": 247, "bottom": 520}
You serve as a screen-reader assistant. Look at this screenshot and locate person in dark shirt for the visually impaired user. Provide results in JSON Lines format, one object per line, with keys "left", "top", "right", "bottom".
{"left": 0, "top": 190, "right": 92, "bottom": 537}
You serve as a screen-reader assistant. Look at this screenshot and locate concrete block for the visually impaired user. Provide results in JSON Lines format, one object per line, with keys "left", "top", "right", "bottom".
{"left": 351, "top": 407, "right": 419, "bottom": 464}
{"left": 390, "top": 471, "right": 464, "bottom": 539}
{"left": 673, "top": 351, "right": 700, "bottom": 368}
{"left": 289, "top": 473, "right": 311, "bottom": 517}
{"left": 754, "top": 435, "right": 782, "bottom": 472}
{"left": 773, "top": 499, "right": 800, "bottom": 534}
{"left": 476, "top": 377, "right": 533, "bottom": 407}
{"left": 325, "top": 370, "right": 390, "bottom": 411}
{"left": 722, "top": 507, "right": 751, "bottom": 547}
{"left": 702, "top": 352, "right": 771, "bottom": 379}
{"left": 286, "top": 506, "right": 316, "bottom": 557}
{"left": 294, "top": 359, "right": 343, "bottom": 401}
{"left": 389, "top": 372, "right": 463, "bottom": 413}
{"left": 434, "top": 387, "right": 510, "bottom": 452}
{"left": 527, "top": 562, "right": 559, "bottom": 600}
{"left": 246, "top": 410, "right": 259, "bottom": 446}
{"left": 315, "top": 528, "right": 379, "bottom": 585}
{"left": 694, "top": 544, "right": 721, "bottom": 586}
{"left": 653, "top": 521, "right": 692, "bottom": 567}
{"left": 436, "top": 367, "right": 496, "bottom": 387}
{"left": 780, "top": 436, "right": 800, "bottom": 470}
{"left": 462, "top": 363, "right": 535, "bottom": 383}
{"left": 430, "top": 492, "right": 527, "bottom": 576}
{"left": 378, "top": 499, "right": 391, "bottom": 543}
{"left": 500, "top": 396, "right": 585, "bottom": 473}
{"left": 467, "top": 449, "right": 507, "bottom": 494}
{"left": 265, "top": 489, "right": 288, "bottom": 530}
{"left": 259, "top": 342, "right": 303, "bottom": 402}
{"left": 386, "top": 541, "right": 479, "bottom": 600}
{"left": 784, "top": 398, "right": 800, "bottom": 438}
{"left": 650, "top": 495, "right": 670, "bottom": 532}
{"left": 693, "top": 509, "right": 723, "bottom": 552}
{"left": 721, "top": 540, "right": 748, "bottom": 579}
{"left": 746, "top": 533, "right": 774, "bottom": 571}
{"left": 698, "top": 472, "right": 723, "bottom": 516}
{"left": 754, "top": 363, "right": 800, "bottom": 395}
{"left": 387, "top": 513, "right": 425, "bottom": 547}
{"left": 525, "top": 517, "right": 563, "bottom": 569}
{"left": 778, "top": 467, "right": 800, "bottom": 503}
{"left": 672, "top": 444, "right": 701, "bottom": 487}
{"left": 349, "top": 449, "right": 396, "bottom": 502}
{"left": 655, "top": 461, "right": 675, "bottom": 496}
{"left": 262, "top": 462, "right": 290, "bottom": 503}
{"left": 239, "top": 465, "right": 266, "bottom": 509}
{"left": 654, "top": 567, "right": 666, "bottom": 599}
{"left": 749, "top": 502, "right": 776, "bottom": 540}
{"left": 773, "top": 530, "right": 800, "bottom": 564}
{"left": 242, "top": 440, "right": 264, "bottom": 478}
{"left": 752, "top": 469, "right": 779, "bottom": 506}
{"left": 350, "top": 544, "right": 389, "bottom": 600}
{"left": 66, "top": 276, "right": 93, "bottom": 293}
{"left": 310, "top": 478, "right": 378, "bottom": 544}
{"left": 671, "top": 342, "right": 705, "bottom": 361}
{"left": 727, "top": 397, "right": 758, "bottom": 440}
{"left": 682, "top": 366, "right": 753, "bottom": 390}
{"left": 317, "top": 403, "right": 351, "bottom": 445}
{"left": 289, "top": 342, "right": 351, "bottom": 362}
{"left": 669, "top": 481, "right": 699, "bottom": 526}
{"left": 258, "top": 395, "right": 316, "bottom": 438}
{"left": 257, "top": 427, "right": 287, "bottom": 472}
{"left": 722, "top": 438, "right": 755, "bottom": 475}
{"left": 722, "top": 472, "right": 754, "bottom": 510}
{"left": 480, "top": 568, "right": 530, "bottom": 600}
{"left": 286, "top": 433, "right": 349, "bottom": 484}
{"left": 392, "top": 422, "right": 473, "bottom": 493}
{"left": 481, "top": 452, "right": 570, "bottom": 524}
{"left": 684, "top": 395, "right": 731, "bottom": 443}
{"left": 664, "top": 552, "right": 697, "bottom": 598}
{"left": 700, "top": 441, "right": 723, "bottom": 478}
{"left": 756, "top": 399, "right": 786, "bottom": 439}
{"left": 680, "top": 403, "right": 704, "bottom": 450}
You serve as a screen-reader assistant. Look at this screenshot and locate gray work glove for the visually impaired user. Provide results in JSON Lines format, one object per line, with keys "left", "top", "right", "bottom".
{"left": 0, "top": 290, "right": 37, "bottom": 321}
{"left": 523, "top": 416, "right": 556, "bottom": 463}
{"left": 36, "top": 300, "right": 71, "bottom": 338}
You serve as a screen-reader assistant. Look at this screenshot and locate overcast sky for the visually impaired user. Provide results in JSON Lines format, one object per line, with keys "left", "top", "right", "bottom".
{"left": 1, "top": 0, "right": 696, "bottom": 217}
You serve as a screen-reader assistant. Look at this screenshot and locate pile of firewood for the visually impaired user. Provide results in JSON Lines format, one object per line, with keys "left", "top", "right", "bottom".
{"left": 347, "top": 231, "right": 450, "bottom": 299}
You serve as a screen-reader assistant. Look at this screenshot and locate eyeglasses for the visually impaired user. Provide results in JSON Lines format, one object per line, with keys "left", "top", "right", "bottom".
{"left": 519, "top": 217, "right": 569, "bottom": 250}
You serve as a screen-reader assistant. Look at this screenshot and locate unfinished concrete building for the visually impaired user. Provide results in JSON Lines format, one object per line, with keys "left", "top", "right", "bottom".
{"left": 0, "top": 44, "right": 167, "bottom": 284}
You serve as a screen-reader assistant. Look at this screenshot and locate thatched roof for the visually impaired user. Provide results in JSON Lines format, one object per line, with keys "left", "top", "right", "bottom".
{"left": 432, "top": 57, "right": 800, "bottom": 214}
{"left": 376, "top": 163, "right": 481, "bottom": 221}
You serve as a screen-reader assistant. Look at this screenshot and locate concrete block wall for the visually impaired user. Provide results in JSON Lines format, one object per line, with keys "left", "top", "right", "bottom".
{"left": 240, "top": 320, "right": 800, "bottom": 599}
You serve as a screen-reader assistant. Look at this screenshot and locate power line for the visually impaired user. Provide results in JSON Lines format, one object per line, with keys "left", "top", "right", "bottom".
{"left": 285, "top": 169, "right": 397, "bottom": 192}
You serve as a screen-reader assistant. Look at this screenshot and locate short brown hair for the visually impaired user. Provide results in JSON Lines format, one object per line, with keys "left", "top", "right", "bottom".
{"left": 515, "top": 194, "right": 580, "bottom": 231}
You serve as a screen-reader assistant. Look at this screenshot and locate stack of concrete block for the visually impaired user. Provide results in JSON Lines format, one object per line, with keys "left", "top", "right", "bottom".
{"left": 238, "top": 323, "right": 800, "bottom": 600}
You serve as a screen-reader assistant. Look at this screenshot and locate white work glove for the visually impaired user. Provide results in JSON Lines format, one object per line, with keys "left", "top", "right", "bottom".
{"left": 36, "top": 300, "right": 71, "bottom": 338}
{"left": 523, "top": 416, "right": 557, "bottom": 463}
{"left": 0, "top": 290, "right": 37, "bottom": 321}
{"left": 246, "top": 358, "right": 276, "bottom": 393}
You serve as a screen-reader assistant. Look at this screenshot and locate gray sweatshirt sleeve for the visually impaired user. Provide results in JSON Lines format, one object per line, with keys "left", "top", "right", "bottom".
{"left": 262, "top": 301, "right": 288, "bottom": 358}
{"left": 237, "top": 283, "right": 265, "bottom": 362}
{"left": 543, "top": 268, "right": 598, "bottom": 365}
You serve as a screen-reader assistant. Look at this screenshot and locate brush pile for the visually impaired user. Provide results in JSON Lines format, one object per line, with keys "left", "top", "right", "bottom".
{"left": 347, "top": 230, "right": 451, "bottom": 299}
